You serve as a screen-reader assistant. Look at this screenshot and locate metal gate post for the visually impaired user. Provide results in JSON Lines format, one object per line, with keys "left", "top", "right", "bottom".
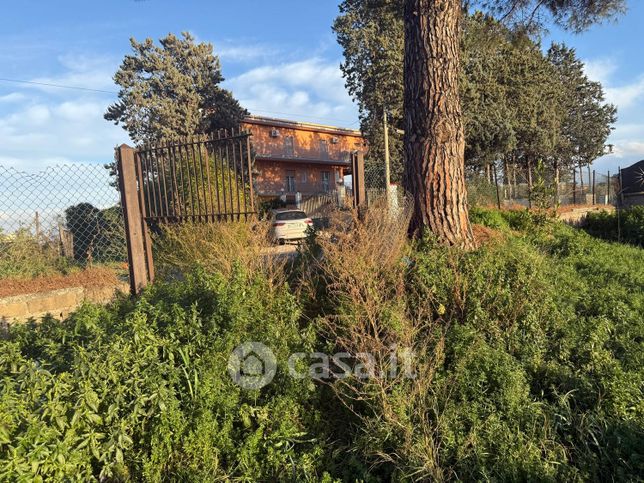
{"left": 117, "top": 144, "right": 149, "bottom": 295}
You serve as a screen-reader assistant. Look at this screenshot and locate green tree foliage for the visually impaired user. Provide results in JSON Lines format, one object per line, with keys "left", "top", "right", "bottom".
{"left": 548, "top": 43, "right": 617, "bottom": 173}
{"left": 64, "top": 203, "right": 126, "bottom": 263}
{"left": 461, "top": 14, "right": 516, "bottom": 169}
{"left": 469, "top": 0, "right": 626, "bottom": 32}
{"left": 105, "top": 32, "right": 247, "bottom": 144}
{"left": 334, "top": 2, "right": 619, "bottom": 183}
{"left": 333, "top": 0, "right": 405, "bottom": 180}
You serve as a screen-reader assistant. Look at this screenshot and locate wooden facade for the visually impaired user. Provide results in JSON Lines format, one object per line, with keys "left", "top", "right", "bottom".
{"left": 240, "top": 116, "right": 367, "bottom": 200}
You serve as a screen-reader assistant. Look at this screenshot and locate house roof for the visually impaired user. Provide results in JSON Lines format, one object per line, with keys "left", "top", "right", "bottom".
{"left": 242, "top": 115, "right": 363, "bottom": 138}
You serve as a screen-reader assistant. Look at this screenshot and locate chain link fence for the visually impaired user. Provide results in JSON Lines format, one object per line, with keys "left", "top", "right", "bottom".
{"left": 466, "top": 166, "right": 619, "bottom": 209}
{"left": 364, "top": 161, "right": 388, "bottom": 205}
{"left": 0, "top": 163, "right": 127, "bottom": 280}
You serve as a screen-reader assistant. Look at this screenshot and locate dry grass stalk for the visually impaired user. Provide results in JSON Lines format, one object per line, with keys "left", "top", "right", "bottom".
{"left": 302, "top": 195, "right": 450, "bottom": 480}
{"left": 154, "top": 220, "right": 289, "bottom": 287}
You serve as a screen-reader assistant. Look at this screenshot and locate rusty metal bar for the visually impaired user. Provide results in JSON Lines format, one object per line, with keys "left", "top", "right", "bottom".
{"left": 135, "top": 151, "right": 155, "bottom": 282}
{"left": 211, "top": 133, "right": 223, "bottom": 219}
{"left": 174, "top": 140, "right": 187, "bottom": 219}
{"left": 238, "top": 133, "right": 249, "bottom": 220}
{"left": 167, "top": 142, "right": 179, "bottom": 219}
{"left": 187, "top": 138, "right": 201, "bottom": 221}
{"left": 199, "top": 137, "right": 215, "bottom": 222}
{"left": 141, "top": 150, "right": 153, "bottom": 219}
{"left": 194, "top": 137, "right": 209, "bottom": 222}
{"left": 230, "top": 128, "right": 242, "bottom": 220}
{"left": 225, "top": 131, "right": 235, "bottom": 221}
{"left": 218, "top": 130, "right": 229, "bottom": 219}
{"left": 152, "top": 147, "right": 165, "bottom": 221}
{"left": 158, "top": 146, "right": 171, "bottom": 222}
{"left": 245, "top": 133, "right": 255, "bottom": 214}
{"left": 118, "top": 145, "right": 149, "bottom": 294}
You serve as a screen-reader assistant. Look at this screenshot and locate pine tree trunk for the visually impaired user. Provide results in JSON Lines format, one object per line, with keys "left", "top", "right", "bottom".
{"left": 402, "top": 0, "right": 474, "bottom": 248}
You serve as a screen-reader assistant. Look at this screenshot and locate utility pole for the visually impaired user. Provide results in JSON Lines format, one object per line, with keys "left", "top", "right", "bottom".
{"left": 383, "top": 108, "right": 391, "bottom": 200}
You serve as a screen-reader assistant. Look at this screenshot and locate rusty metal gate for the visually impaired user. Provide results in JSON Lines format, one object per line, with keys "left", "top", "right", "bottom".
{"left": 117, "top": 129, "right": 256, "bottom": 294}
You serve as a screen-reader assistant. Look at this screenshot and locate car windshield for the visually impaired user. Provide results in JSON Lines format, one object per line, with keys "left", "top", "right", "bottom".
{"left": 275, "top": 211, "right": 307, "bottom": 221}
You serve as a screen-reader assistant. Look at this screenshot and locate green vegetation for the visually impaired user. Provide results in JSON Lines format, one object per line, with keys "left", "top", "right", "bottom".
{"left": 65, "top": 203, "right": 127, "bottom": 263}
{"left": 0, "top": 203, "right": 126, "bottom": 282}
{"left": 334, "top": 4, "right": 616, "bottom": 188}
{"left": 1, "top": 211, "right": 642, "bottom": 481}
{"left": 583, "top": 206, "right": 644, "bottom": 247}
{"left": 0, "top": 229, "right": 74, "bottom": 280}
{"left": 105, "top": 32, "right": 246, "bottom": 144}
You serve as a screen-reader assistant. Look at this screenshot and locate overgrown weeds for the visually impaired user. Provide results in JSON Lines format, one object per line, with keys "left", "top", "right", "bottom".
{"left": 0, "top": 229, "right": 74, "bottom": 279}
{"left": 1, "top": 205, "right": 643, "bottom": 481}
{"left": 583, "top": 205, "right": 644, "bottom": 246}
{"left": 154, "top": 220, "right": 289, "bottom": 288}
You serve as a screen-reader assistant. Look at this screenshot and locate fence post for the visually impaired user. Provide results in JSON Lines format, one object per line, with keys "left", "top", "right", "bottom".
{"left": 618, "top": 166, "right": 624, "bottom": 206}
{"left": 135, "top": 153, "right": 155, "bottom": 283}
{"left": 493, "top": 163, "right": 501, "bottom": 210}
{"left": 592, "top": 169, "right": 596, "bottom": 205}
{"left": 117, "top": 144, "right": 149, "bottom": 295}
{"left": 573, "top": 168, "right": 577, "bottom": 205}
{"left": 351, "top": 151, "right": 366, "bottom": 210}
{"left": 607, "top": 170, "right": 610, "bottom": 204}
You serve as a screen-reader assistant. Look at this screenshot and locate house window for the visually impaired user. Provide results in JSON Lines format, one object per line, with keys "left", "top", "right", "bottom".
{"left": 320, "top": 139, "right": 329, "bottom": 159}
{"left": 286, "top": 170, "right": 296, "bottom": 192}
{"left": 301, "top": 169, "right": 308, "bottom": 183}
{"left": 322, "top": 171, "right": 330, "bottom": 192}
{"left": 284, "top": 136, "right": 294, "bottom": 157}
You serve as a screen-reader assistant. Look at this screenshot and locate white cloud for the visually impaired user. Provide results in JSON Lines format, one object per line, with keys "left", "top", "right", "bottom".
{"left": 0, "top": 51, "right": 360, "bottom": 176}
{"left": 0, "top": 93, "right": 26, "bottom": 104}
{"left": 583, "top": 57, "right": 618, "bottom": 85}
{"left": 216, "top": 43, "right": 279, "bottom": 62}
{"left": 226, "top": 57, "right": 359, "bottom": 127}
{"left": 18, "top": 54, "right": 119, "bottom": 95}
{"left": 605, "top": 75, "right": 644, "bottom": 109}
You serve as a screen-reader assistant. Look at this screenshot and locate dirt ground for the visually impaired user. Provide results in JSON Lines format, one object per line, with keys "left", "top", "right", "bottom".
{"left": 0, "top": 266, "right": 123, "bottom": 299}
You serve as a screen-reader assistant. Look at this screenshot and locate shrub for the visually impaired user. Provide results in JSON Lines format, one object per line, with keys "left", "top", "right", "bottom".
{"left": 306, "top": 206, "right": 643, "bottom": 481}
{"left": 0, "top": 229, "right": 74, "bottom": 279}
{"left": 584, "top": 206, "right": 644, "bottom": 246}
{"left": 2, "top": 207, "right": 643, "bottom": 482}
{"left": 0, "top": 267, "right": 332, "bottom": 481}
{"left": 469, "top": 206, "right": 509, "bottom": 230}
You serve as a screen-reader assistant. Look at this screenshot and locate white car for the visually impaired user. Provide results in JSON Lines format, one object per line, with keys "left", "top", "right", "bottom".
{"left": 270, "top": 209, "right": 314, "bottom": 244}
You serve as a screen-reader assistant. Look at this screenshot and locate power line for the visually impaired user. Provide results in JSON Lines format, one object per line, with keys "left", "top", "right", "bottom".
{"left": 0, "top": 77, "right": 118, "bottom": 94}
{"left": 0, "top": 77, "right": 360, "bottom": 128}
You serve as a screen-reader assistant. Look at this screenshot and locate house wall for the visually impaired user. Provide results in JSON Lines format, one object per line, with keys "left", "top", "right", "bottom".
{"left": 241, "top": 120, "right": 365, "bottom": 163}
{"left": 254, "top": 160, "right": 343, "bottom": 196}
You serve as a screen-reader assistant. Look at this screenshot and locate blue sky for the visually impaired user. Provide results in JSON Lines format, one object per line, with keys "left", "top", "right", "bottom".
{"left": 1, "top": 0, "right": 643, "bottom": 174}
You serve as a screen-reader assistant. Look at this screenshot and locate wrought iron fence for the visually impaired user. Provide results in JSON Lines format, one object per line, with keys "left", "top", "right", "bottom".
{"left": 0, "top": 163, "right": 127, "bottom": 278}
{"left": 135, "top": 130, "right": 255, "bottom": 225}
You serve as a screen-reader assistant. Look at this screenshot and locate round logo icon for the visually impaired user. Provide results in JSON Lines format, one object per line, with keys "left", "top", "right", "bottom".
{"left": 227, "top": 342, "right": 277, "bottom": 390}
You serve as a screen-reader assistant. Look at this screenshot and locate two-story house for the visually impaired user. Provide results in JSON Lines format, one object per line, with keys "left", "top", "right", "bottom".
{"left": 240, "top": 115, "right": 366, "bottom": 201}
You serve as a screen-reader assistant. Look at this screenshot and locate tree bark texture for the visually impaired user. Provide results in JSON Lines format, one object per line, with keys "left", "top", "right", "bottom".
{"left": 403, "top": 0, "right": 474, "bottom": 248}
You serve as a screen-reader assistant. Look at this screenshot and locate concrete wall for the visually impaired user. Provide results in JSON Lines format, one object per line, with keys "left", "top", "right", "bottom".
{"left": 558, "top": 205, "right": 616, "bottom": 226}
{"left": 0, "top": 283, "right": 129, "bottom": 324}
